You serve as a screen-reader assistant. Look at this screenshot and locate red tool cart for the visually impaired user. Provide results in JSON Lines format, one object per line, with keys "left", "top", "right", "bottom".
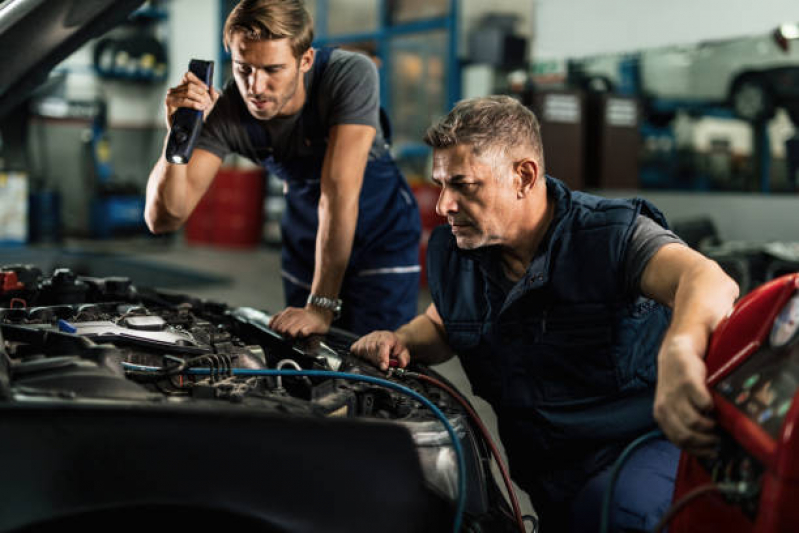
{"left": 672, "top": 273, "right": 799, "bottom": 533}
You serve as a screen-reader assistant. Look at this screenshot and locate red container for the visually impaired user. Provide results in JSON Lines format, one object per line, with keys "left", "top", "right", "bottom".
{"left": 186, "top": 168, "right": 265, "bottom": 248}
{"left": 411, "top": 182, "right": 444, "bottom": 233}
{"left": 411, "top": 183, "right": 445, "bottom": 288}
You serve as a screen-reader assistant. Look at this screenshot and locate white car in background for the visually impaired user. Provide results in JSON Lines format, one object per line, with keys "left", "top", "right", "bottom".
{"left": 573, "top": 23, "right": 799, "bottom": 124}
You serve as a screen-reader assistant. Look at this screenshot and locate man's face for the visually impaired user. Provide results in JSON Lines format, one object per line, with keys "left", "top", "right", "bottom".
{"left": 432, "top": 144, "right": 519, "bottom": 249}
{"left": 230, "top": 34, "right": 313, "bottom": 120}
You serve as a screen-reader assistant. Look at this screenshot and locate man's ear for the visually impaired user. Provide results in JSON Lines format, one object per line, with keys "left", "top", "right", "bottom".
{"left": 515, "top": 158, "right": 539, "bottom": 198}
{"left": 299, "top": 47, "right": 315, "bottom": 73}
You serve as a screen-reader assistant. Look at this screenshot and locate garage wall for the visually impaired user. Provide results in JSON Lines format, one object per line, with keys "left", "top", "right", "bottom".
{"left": 534, "top": 0, "right": 799, "bottom": 58}
{"left": 533, "top": 0, "right": 799, "bottom": 244}
{"left": 461, "top": 0, "right": 535, "bottom": 56}
{"left": 168, "top": 0, "right": 220, "bottom": 92}
{"left": 598, "top": 189, "right": 799, "bottom": 243}
{"left": 27, "top": 0, "right": 219, "bottom": 236}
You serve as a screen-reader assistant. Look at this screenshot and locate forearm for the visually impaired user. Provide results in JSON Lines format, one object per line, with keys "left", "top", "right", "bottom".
{"left": 661, "top": 258, "right": 739, "bottom": 357}
{"left": 310, "top": 189, "right": 358, "bottom": 299}
{"left": 396, "top": 310, "right": 454, "bottom": 366}
{"left": 649, "top": 250, "right": 738, "bottom": 454}
{"left": 144, "top": 137, "right": 192, "bottom": 233}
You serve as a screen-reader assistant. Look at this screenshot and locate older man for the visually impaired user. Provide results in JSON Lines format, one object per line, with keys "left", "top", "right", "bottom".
{"left": 352, "top": 96, "right": 739, "bottom": 531}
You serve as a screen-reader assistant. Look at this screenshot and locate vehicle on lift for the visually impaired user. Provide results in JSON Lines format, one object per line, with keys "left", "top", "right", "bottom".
{"left": 0, "top": 1, "right": 525, "bottom": 532}
{"left": 571, "top": 23, "right": 799, "bottom": 124}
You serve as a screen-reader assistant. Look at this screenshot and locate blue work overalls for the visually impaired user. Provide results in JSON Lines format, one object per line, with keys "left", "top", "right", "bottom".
{"left": 427, "top": 176, "right": 679, "bottom": 531}
{"left": 241, "top": 48, "right": 421, "bottom": 334}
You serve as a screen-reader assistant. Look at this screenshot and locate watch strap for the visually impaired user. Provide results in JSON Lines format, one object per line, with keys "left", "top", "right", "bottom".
{"left": 306, "top": 294, "right": 342, "bottom": 319}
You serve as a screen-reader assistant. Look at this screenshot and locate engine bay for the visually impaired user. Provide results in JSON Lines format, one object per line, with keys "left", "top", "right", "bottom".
{"left": 1, "top": 265, "right": 448, "bottom": 419}
{"left": 0, "top": 264, "right": 519, "bottom": 533}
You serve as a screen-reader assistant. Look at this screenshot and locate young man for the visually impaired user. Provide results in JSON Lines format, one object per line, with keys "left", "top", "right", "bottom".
{"left": 351, "top": 96, "right": 739, "bottom": 531}
{"left": 145, "top": 0, "right": 420, "bottom": 336}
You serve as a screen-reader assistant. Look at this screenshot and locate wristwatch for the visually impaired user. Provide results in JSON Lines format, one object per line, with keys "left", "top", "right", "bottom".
{"left": 306, "top": 294, "right": 342, "bottom": 319}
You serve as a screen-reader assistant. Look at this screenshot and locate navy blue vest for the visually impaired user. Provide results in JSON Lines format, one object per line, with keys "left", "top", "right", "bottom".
{"left": 427, "top": 176, "right": 672, "bottom": 503}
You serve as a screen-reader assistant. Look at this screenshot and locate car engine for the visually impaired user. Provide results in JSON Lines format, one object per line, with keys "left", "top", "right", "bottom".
{"left": 0, "top": 265, "right": 519, "bottom": 533}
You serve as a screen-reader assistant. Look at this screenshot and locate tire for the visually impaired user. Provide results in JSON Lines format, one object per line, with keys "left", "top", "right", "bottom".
{"left": 730, "top": 76, "right": 775, "bottom": 123}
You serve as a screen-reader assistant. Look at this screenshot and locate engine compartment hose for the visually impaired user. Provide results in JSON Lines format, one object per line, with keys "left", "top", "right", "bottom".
{"left": 121, "top": 363, "right": 467, "bottom": 533}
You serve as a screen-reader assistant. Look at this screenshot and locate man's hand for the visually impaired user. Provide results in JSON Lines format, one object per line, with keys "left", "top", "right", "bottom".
{"left": 164, "top": 71, "right": 220, "bottom": 128}
{"left": 654, "top": 334, "right": 719, "bottom": 457}
{"left": 351, "top": 331, "right": 411, "bottom": 371}
{"left": 269, "top": 306, "right": 333, "bottom": 338}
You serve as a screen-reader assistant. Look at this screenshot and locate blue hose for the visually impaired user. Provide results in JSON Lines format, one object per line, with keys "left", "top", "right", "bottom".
{"left": 122, "top": 362, "right": 467, "bottom": 533}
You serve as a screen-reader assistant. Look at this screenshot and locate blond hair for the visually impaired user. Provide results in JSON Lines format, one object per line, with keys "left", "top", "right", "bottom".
{"left": 223, "top": 0, "right": 314, "bottom": 58}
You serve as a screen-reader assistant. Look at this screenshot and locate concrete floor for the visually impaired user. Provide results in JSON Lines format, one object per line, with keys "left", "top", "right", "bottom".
{"left": 63, "top": 235, "right": 536, "bottom": 522}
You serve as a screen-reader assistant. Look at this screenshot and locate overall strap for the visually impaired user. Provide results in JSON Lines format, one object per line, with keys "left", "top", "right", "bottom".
{"left": 307, "top": 47, "right": 393, "bottom": 147}
{"left": 301, "top": 46, "right": 335, "bottom": 139}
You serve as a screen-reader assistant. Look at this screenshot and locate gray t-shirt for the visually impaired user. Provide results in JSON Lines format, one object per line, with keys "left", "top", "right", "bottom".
{"left": 195, "top": 48, "right": 389, "bottom": 163}
{"left": 491, "top": 214, "right": 683, "bottom": 297}
{"left": 622, "top": 214, "right": 685, "bottom": 295}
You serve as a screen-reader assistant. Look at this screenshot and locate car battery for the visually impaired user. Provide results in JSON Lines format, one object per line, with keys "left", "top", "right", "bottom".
{"left": 671, "top": 273, "right": 799, "bottom": 533}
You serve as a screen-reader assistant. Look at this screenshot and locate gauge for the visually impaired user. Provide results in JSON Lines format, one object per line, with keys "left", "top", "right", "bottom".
{"left": 770, "top": 292, "right": 799, "bottom": 348}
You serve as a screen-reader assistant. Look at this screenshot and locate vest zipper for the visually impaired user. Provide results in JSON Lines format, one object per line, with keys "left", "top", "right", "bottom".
{"left": 541, "top": 309, "right": 547, "bottom": 334}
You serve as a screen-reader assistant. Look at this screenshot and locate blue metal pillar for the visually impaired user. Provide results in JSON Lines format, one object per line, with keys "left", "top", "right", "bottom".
{"left": 754, "top": 120, "right": 771, "bottom": 193}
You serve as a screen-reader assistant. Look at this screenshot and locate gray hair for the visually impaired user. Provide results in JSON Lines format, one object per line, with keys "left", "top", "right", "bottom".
{"left": 423, "top": 95, "right": 545, "bottom": 170}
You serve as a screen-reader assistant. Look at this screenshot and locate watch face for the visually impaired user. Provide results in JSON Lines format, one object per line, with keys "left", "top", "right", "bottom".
{"left": 770, "top": 292, "right": 799, "bottom": 349}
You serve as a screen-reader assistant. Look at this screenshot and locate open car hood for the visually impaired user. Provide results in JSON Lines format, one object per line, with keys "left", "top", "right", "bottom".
{"left": 0, "top": 0, "right": 144, "bottom": 117}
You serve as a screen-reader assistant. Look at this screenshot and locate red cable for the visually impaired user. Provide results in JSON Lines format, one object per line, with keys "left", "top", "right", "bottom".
{"left": 406, "top": 371, "right": 527, "bottom": 533}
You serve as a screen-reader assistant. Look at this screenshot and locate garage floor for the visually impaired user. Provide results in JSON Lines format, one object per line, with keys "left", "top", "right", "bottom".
{"left": 48, "top": 236, "right": 535, "bottom": 519}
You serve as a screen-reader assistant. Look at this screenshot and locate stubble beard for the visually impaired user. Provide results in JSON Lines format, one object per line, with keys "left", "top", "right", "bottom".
{"left": 246, "top": 70, "right": 302, "bottom": 121}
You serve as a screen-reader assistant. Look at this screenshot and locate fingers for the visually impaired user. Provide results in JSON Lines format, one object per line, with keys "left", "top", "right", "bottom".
{"left": 655, "top": 390, "right": 719, "bottom": 457}
{"left": 268, "top": 307, "right": 328, "bottom": 338}
{"left": 351, "top": 332, "right": 407, "bottom": 371}
{"left": 164, "top": 71, "right": 217, "bottom": 126}
{"left": 166, "top": 83, "right": 212, "bottom": 110}
{"left": 183, "top": 71, "right": 205, "bottom": 85}
{"left": 654, "top": 335, "right": 722, "bottom": 456}
{"left": 395, "top": 346, "right": 411, "bottom": 369}
{"left": 687, "top": 380, "right": 715, "bottom": 414}
{"left": 377, "top": 341, "right": 394, "bottom": 371}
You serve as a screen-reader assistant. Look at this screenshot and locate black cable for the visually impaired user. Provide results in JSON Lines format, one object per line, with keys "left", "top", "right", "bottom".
{"left": 210, "top": 354, "right": 220, "bottom": 382}
{"left": 650, "top": 483, "right": 719, "bottom": 533}
{"left": 600, "top": 429, "right": 664, "bottom": 533}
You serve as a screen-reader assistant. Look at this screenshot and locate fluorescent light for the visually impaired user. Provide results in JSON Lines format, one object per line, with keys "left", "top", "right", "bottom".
{"left": 779, "top": 23, "right": 799, "bottom": 40}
